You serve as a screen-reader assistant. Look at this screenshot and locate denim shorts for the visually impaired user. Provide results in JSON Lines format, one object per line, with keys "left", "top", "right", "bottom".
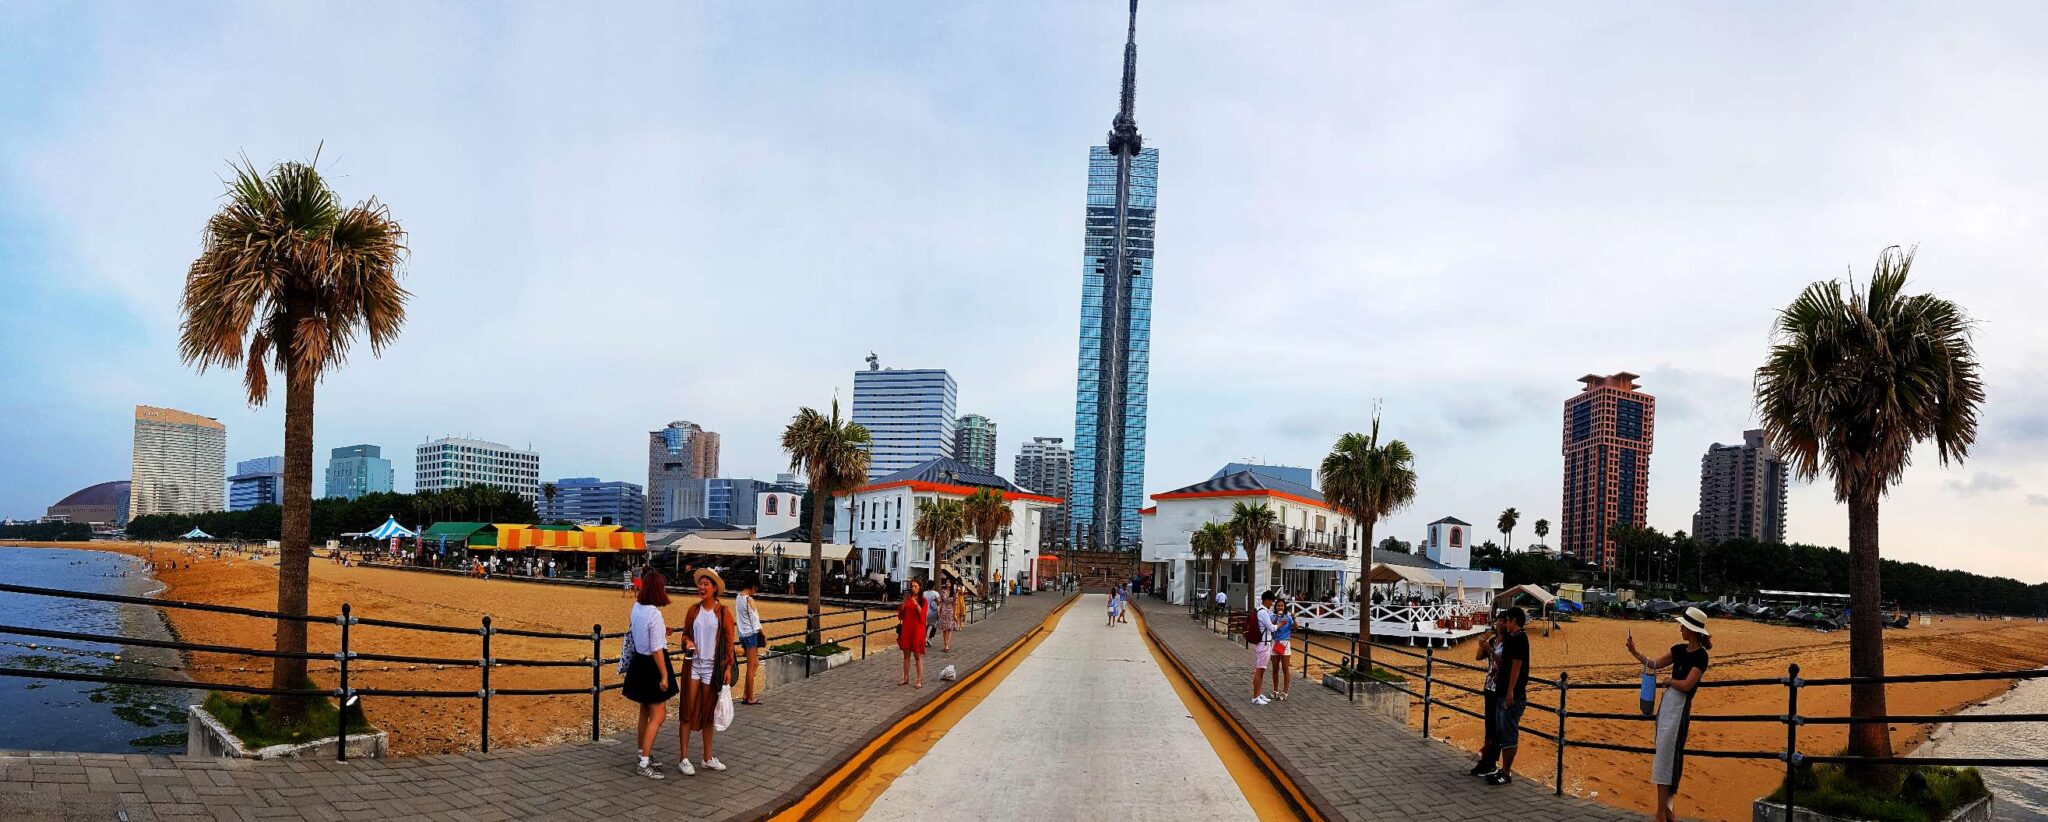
{"left": 739, "top": 631, "right": 763, "bottom": 650}
{"left": 1495, "top": 698, "right": 1527, "bottom": 749}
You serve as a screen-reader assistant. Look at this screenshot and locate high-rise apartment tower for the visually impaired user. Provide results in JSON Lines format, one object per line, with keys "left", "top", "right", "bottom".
{"left": 1071, "top": 0, "right": 1156, "bottom": 550}
{"left": 1015, "top": 436, "right": 1074, "bottom": 547}
{"left": 852, "top": 357, "right": 958, "bottom": 481}
{"left": 415, "top": 437, "right": 540, "bottom": 501}
{"left": 1560, "top": 373, "right": 1655, "bottom": 567}
{"left": 953, "top": 414, "right": 998, "bottom": 473}
{"left": 129, "top": 405, "right": 226, "bottom": 517}
{"left": 324, "top": 444, "right": 394, "bottom": 500}
{"left": 1692, "top": 429, "right": 1788, "bottom": 544}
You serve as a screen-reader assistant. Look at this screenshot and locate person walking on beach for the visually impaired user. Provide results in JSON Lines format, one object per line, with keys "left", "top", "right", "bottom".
{"left": 1485, "top": 607, "right": 1530, "bottom": 786}
{"left": 933, "top": 577, "right": 961, "bottom": 652}
{"left": 678, "top": 569, "right": 736, "bottom": 776}
{"left": 1627, "top": 606, "right": 1712, "bottom": 822}
{"left": 898, "top": 577, "right": 929, "bottom": 687}
{"left": 734, "top": 573, "right": 764, "bottom": 705}
{"left": 1267, "top": 597, "right": 1295, "bottom": 700}
{"left": 622, "top": 569, "right": 676, "bottom": 779}
{"left": 1469, "top": 611, "right": 1506, "bottom": 776}
{"left": 1251, "top": 590, "right": 1279, "bottom": 705}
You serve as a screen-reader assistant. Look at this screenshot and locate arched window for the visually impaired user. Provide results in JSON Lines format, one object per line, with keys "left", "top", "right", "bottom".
{"left": 765, "top": 495, "right": 778, "bottom": 516}
{"left": 1449, "top": 526, "right": 1463, "bottom": 547}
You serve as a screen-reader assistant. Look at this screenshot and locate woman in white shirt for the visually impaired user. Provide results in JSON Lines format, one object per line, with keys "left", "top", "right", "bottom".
{"left": 622, "top": 569, "right": 676, "bottom": 779}
{"left": 734, "top": 574, "right": 764, "bottom": 705}
{"left": 677, "top": 569, "right": 737, "bottom": 775}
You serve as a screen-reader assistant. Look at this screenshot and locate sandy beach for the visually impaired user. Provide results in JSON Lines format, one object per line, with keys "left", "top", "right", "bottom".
{"left": 6, "top": 541, "right": 909, "bottom": 756}
{"left": 1383, "top": 609, "right": 2048, "bottom": 820}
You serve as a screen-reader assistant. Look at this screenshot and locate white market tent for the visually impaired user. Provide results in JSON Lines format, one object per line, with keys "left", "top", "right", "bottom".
{"left": 180, "top": 528, "right": 215, "bottom": 540}
{"left": 365, "top": 516, "right": 416, "bottom": 540}
{"left": 1493, "top": 583, "right": 1557, "bottom": 609}
{"left": 1366, "top": 563, "right": 1446, "bottom": 588}
{"left": 660, "top": 534, "right": 850, "bottom": 562}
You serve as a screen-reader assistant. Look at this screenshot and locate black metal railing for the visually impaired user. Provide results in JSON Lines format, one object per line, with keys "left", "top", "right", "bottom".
{"left": 1184, "top": 603, "right": 2048, "bottom": 819}
{"left": 0, "top": 580, "right": 999, "bottom": 760}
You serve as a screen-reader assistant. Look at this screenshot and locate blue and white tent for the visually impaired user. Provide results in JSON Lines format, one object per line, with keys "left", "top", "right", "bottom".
{"left": 365, "top": 516, "right": 416, "bottom": 540}
{"left": 180, "top": 528, "right": 215, "bottom": 540}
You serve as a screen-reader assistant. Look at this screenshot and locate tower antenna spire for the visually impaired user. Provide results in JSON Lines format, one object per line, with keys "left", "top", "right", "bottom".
{"left": 1108, "top": 0, "right": 1142, "bottom": 154}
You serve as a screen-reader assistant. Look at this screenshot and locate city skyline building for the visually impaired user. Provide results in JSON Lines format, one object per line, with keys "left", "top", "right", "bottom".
{"left": 129, "top": 405, "right": 226, "bottom": 518}
{"left": 852, "top": 356, "right": 958, "bottom": 481}
{"left": 1208, "top": 462, "right": 1314, "bottom": 489}
{"left": 953, "top": 414, "right": 998, "bottom": 474}
{"left": 415, "top": 437, "right": 540, "bottom": 502}
{"left": 1015, "top": 436, "right": 1074, "bottom": 547}
{"left": 324, "top": 444, "right": 394, "bottom": 500}
{"left": 45, "top": 481, "right": 130, "bottom": 526}
{"left": 1560, "top": 372, "right": 1656, "bottom": 568}
{"left": 539, "top": 477, "right": 645, "bottom": 529}
{"left": 1071, "top": 0, "right": 1156, "bottom": 550}
{"left": 1692, "top": 429, "right": 1789, "bottom": 544}
{"left": 647, "top": 421, "right": 719, "bottom": 526}
{"left": 703, "top": 477, "right": 766, "bottom": 528}
{"left": 227, "top": 456, "right": 284, "bottom": 511}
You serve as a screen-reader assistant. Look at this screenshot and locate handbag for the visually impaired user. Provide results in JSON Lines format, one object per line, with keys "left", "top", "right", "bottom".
{"left": 617, "top": 629, "right": 636, "bottom": 676}
{"left": 713, "top": 684, "right": 734, "bottom": 731}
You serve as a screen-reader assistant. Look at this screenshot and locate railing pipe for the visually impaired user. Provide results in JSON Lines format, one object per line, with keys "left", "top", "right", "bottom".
{"left": 480, "top": 615, "right": 493, "bottom": 753}
{"left": 1422, "top": 647, "right": 1435, "bottom": 738}
{"left": 1783, "top": 663, "right": 1800, "bottom": 822}
{"left": 861, "top": 607, "right": 870, "bottom": 659}
{"left": 589, "top": 623, "right": 602, "bottom": 741}
{"left": 1555, "top": 670, "right": 1569, "bottom": 796}
{"left": 338, "top": 603, "right": 352, "bottom": 762}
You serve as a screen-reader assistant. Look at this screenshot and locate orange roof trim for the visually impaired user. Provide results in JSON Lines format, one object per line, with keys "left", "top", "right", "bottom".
{"left": 1139, "top": 506, "right": 1156, "bottom": 515}
{"left": 1150, "top": 488, "right": 1331, "bottom": 510}
{"left": 850, "top": 479, "right": 1063, "bottom": 505}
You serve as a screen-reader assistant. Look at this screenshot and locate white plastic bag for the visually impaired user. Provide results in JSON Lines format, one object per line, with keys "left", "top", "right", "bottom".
{"left": 939, "top": 664, "right": 958, "bottom": 682}
{"left": 713, "top": 684, "right": 734, "bottom": 731}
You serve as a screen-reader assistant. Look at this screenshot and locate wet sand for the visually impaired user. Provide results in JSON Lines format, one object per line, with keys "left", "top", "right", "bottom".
{"left": 9, "top": 541, "right": 905, "bottom": 755}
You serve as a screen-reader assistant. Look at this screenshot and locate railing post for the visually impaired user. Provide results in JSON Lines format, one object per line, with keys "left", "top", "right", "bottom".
{"left": 1301, "top": 634, "right": 1310, "bottom": 681}
{"left": 1348, "top": 631, "right": 1359, "bottom": 703}
{"left": 1783, "top": 663, "right": 1801, "bottom": 822}
{"left": 861, "top": 607, "right": 870, "bottom": 660}
{"left": 337, "top": 603, "right": 352, "bottom": 762}
{"left": 590, "top": 623, "right": 602, "bottom": 742}
{"left": 1422, "top": 647, "right": 1435, "bottom": 739}
{"left": 480, "top": 615, "right": 492, "bottom": 753}
{"left": 1555, "top": 671, "right": 1569, "bottom": 797}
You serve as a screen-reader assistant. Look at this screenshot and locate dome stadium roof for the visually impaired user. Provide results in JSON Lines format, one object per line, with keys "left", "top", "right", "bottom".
{"left": 54, "top": 481, "right": 130, "bottom": 508}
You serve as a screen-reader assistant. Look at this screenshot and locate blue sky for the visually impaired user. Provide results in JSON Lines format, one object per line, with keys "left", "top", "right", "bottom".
{"left": 5, "top": 1, "right": 2048, "bottom": 583}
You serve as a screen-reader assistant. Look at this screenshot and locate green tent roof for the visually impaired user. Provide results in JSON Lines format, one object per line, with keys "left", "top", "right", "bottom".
{"left": 421, "top": 522, "right": 489, "bottom": 539}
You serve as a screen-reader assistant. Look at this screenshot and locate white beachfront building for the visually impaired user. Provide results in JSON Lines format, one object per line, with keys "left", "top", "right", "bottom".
{"left": 832, "top": 457, "right": 1061, "bottom": 591}
{"left": 1140, "top": 469, "right": 1365, "bottom": 606}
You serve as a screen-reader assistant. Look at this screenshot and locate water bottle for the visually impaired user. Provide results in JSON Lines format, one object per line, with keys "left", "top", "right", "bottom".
{"left": 1638, "top": 661, "right": 1658, "bottom": 715}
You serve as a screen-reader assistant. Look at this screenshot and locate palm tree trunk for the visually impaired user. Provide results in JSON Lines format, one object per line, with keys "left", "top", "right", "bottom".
{"left": 1358, "top": 517, "right": 1376, "bottom": 660}
{"left": 268, "top": 351, "right": 316, "bottom": 725}
{"left": 1846, "top": 489, "right": 1892, "bottom": 774}
{"left": 807, "top": 490, "right": 825, "bottom": 645}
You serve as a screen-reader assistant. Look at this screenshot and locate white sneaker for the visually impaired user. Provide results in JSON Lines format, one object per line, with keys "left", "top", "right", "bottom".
{"left": 1252, "top": 695, "right": 1270, "bottom": 705}
{"left": 701, "top": 758, "right": 726, "bottom": 772}
{"left": 676, "top": 759, "right": 696, "bottom": 776}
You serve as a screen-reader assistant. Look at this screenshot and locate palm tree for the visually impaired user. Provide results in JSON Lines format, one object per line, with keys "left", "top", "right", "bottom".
{"left": 912, "top": 497, "right": 968, "bottom": 576}
{"left": 178, "top": 155, "right": 406, "bottom": 725}
{"left": 540, "top": 482, "right": 558, "bottom": 522}
{"left": 781, "top": 401, "right": 872, "bottom": 643}
{"left": 1497, "top": 507, "right": 1520, "bottom": 552}
{"left": 1227, "top": 501, "right": 1277, "bottom": 594}
{"left": 1319, "top": 409, "right": 1418, "bottom": 642}
{"left": 1755, "top": 246, "right": 1983, "bottom": 770}
{"left": 960, "top": 488, "right": 1013, "bottom": 595}
{"left": 1533, "top": 518, "right": 1550, "bottom": 550}
{"left": 1191, "top": 521, "right": 1231, "bottom": 613}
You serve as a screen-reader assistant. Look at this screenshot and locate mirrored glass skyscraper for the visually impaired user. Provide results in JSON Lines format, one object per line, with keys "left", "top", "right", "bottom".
{"left": 1072, "top": 0, "right": 1155, "bottom": 550}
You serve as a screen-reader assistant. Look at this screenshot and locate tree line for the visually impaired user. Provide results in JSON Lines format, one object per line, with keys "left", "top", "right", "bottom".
{"left": 0, "top": 521, "right": 93, "bottom": 542}
{"left": 125, "top": 485, "right": 540, "bottom": 543}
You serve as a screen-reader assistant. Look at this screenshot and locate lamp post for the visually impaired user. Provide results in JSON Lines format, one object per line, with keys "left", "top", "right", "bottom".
{"left": 1001, "top": 525, "right": 1013, "bottom": 602}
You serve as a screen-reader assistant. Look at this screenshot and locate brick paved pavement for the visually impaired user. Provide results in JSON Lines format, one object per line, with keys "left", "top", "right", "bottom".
{"left": 0, "top": 593, "right": 1070, "bottom": 822}
{"left": 1138, "top": 602, "right": 1631, "bottom": 822}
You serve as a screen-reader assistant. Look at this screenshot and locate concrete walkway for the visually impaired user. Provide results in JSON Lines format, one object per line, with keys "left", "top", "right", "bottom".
{"left": 864, "top": 594, "right": 1253, "bottom": 821}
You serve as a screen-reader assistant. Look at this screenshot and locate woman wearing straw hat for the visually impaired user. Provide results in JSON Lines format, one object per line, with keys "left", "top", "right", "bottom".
{"left": 1626, "top": 605, "right": 1713, "bottom": 822}
{"left": 677, "top": 568, "right": 737, "bottom": 776}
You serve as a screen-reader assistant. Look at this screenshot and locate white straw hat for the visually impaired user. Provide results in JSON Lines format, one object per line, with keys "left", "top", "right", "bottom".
{"left": 1676, "top": 606, "right": 1711, "bottom": 636}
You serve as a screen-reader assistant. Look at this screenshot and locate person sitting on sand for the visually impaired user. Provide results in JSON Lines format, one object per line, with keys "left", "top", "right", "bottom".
{"left": 1626, "top": 606, "right": 1712, "bottom": 822}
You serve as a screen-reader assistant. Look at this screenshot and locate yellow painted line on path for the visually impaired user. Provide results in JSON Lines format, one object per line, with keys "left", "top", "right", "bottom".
{"left": 1132, "top": 604, "right": 1325, "bottom": 822}
{"left": 770, "top": 594, "right": 1077, "bottom": 822}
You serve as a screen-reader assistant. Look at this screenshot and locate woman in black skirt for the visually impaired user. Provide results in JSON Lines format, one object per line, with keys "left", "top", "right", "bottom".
{"left": 1627, "top": 606, "right": 1711, "bottom": 822}
{"left": 623, "top": 568, "right": 677, "bottom": 779}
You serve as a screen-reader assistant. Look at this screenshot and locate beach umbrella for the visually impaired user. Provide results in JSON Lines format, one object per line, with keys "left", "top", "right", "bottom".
{"left": 180, "top": 528, "right": 215, "bottom": 540}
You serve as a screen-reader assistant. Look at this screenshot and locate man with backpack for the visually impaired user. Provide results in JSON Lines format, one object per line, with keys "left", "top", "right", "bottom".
{"left": 1251, "top": 590, "right": 1279, "bottom": 705}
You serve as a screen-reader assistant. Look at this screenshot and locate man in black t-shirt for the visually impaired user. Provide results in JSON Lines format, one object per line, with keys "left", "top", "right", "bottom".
{"left": 1487, "top": 607, "right": 1531, "bottom": 786}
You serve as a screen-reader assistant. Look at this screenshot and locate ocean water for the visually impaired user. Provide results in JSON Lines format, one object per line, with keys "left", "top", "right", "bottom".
{"left": 1920, "top": 672, "right": 2048, "bottom": 821}
{"left": 0, "top": 547, "right": 194, "bottom": 753}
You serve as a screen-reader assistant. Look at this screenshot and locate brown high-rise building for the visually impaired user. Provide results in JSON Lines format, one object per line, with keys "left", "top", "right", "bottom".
{"left": 1691, "top": 429, "right": 1788, "bottom": 544}
{"left": 1560, "top": 373, "right": 1655, "bottom": 568}
{"left": 646, "top": 421, "right": 719, "bottom": 526}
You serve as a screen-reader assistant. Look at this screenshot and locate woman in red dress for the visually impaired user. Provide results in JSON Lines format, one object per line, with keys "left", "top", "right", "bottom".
{"left": 897, "top": 577, "right": 929, "bottom": 688}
